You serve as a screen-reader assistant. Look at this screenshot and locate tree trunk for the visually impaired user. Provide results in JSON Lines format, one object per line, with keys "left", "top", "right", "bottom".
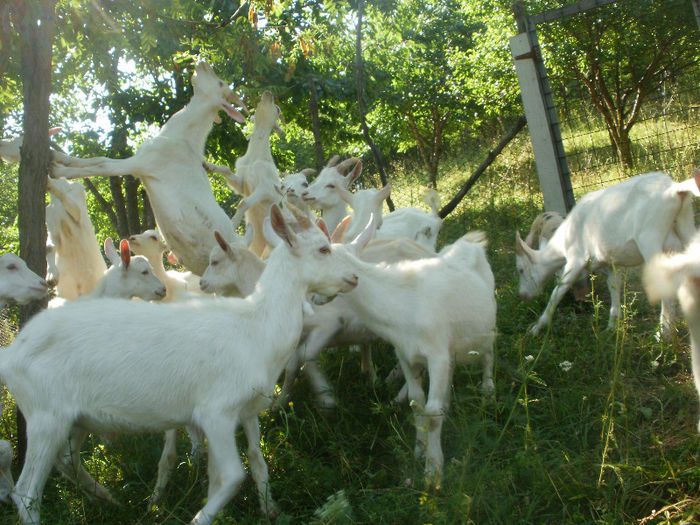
{"left": 17, "top": 0, "right": 57, "bottom": 467}
{"left": 308, "top": 77, "right": 325, "bottom": 172}
{"left": 355, "top": 0, "right": 394, "bottom": 210}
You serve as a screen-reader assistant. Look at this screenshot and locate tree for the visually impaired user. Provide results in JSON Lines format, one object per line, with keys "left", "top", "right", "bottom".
{"left": 537, "top": 0, "right": 699, "bottom": 167}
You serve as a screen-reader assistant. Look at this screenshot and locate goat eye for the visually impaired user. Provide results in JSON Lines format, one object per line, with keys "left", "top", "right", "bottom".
{"left": 141, "top": 270, "right": 149, "bottom": 276}
{"left": 150, "top": 235, "right": 157, "bottom": 241}
{"left": 6, "top": 264, "right": 17, "bottom": 271}
{"left": 211, "top": 261, "right": 218, "bottom": 266}
{"left": 319, "top": 246, "right": 331, "bottom": 255}
{"left": 325, "top": 184, "right": 335, "bottom": 189}
{"left": 219, "top": 80, "right": 224, "bottom": 87}
{"left": 302, "top": 182, "right": 308, "bottom": 187}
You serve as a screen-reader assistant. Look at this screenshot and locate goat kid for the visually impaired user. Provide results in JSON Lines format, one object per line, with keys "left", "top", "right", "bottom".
{"left": 301, "top": 156, "right": 363, "bottom": 232}
{"left": 516, "top": 171, "right": 699, "bottom": 337}
{"left": 334, "top": 226, "right": 496, "bottom": 482}
{"left": 0, "top": 206, "right": 357, "bottom": 525}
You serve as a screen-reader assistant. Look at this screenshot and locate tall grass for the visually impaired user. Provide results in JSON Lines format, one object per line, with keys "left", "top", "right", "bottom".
{"left": 1, "top": 107, "right": 699, "bottom": 524}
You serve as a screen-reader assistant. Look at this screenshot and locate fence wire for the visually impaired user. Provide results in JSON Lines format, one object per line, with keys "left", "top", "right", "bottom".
{"left": 538, "top": 0, "right": 699, "bottom": 196}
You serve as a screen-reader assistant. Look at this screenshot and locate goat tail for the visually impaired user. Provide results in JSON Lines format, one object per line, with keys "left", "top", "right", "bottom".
{"left": 459, "top": 230, "right": 488, "bottom": 248}
{"left": 423, "top": 189, "right": 440, "bottom": 217}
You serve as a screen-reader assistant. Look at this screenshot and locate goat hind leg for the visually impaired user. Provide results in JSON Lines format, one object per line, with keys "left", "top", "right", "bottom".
{"left": 242, "top": 415, "right": 278, "bottom": 519}
{"left": 12, "top": 414, "right": 72, "bottom": 524}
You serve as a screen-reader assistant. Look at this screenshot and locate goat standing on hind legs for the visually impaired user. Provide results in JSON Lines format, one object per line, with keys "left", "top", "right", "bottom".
{"left": 51, "top": 62, "right": 247, "bottom": 275}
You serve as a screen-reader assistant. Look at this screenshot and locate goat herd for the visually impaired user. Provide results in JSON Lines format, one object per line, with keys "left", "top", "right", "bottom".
{"left": 0, "top": 62, "right": 698, "bottom": 524}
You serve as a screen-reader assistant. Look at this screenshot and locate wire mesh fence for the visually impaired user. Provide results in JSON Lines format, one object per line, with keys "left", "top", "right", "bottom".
{"left": 538, "top": 0, "right": 699, "bottom": 196}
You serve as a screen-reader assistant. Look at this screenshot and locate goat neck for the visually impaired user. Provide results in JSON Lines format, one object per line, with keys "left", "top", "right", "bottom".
{"left": 159, "top": 92, "right": 220, "bottom": 157}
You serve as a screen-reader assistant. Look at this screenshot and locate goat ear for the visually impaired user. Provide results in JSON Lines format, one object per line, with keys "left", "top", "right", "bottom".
{"left": 378, "top": 183, "right": 391, "bottom": 201}
{"left": 268, "top": 206, "right": 297, "bottom": 248}
{"left": 167, "top": 252, "right": 179, "bottom": 265}
{"left": 350, "top": 213, "right": 377, "bottom": 254}
{"left": 244, "top": 222, "right": 255, "bottom": 247}
{"left": 347, "top": 160, "right": 363, "bottom": 186}
{"left": 119, "top": 239, "right": 131, "bottom": 268}
{"left": 262, "top": 217, "right": 282, "bottom": 249}
{"left": 335, "top": 185, "right": 354, "bottom": 204}
{"left": 104, "top": 238, "right": 119, "bottom": 265}
{"left": 326, "top": 155, "right": 340, "bottom": 168}
{"left": 515, "top": 231, "right": 525, "bottom": 256}
{"left": 694, "top": 168, "right": 700, "bottom": 194}
{"left": 331, "top": 215, "right": 352, "bottom": 243}
{"left": 48, "top": 127, "right": 61, "bottom": 136}
{"left": 301, "top": 168, "right": 316, "bottom": 177}
{"left": 316, "top": 219, "right": 331, "bottom": 241}
{"left": 214, "top": 230, "right": 230, "bottom": 252}
{"left": 285, "top": 202, "right": 313, "bottom": 230}
{"left": 336, "top": 157, "right": 359, "bottom": 175}
{"left": 515, "top": 231, "right": 535, "bottom": 262}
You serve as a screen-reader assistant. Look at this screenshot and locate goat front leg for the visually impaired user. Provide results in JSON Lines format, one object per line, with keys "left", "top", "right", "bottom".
{"left": 529, "top": 259, "right": 587, "bottom": 335}
{"left": 191, "top": 416, "right": 245, "bottom": 525}
{"left": 241, "top": 415, "right": 278, "bottom": 519}
{"left": 204, "top": 162, "right": 244, "bottom": 194}
{"left": 52, "top": 155, "right": 143, "bottom": 180}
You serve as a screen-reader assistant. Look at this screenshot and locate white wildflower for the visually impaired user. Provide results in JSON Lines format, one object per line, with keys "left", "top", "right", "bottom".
{"left": 559, "top": 360, "right": 573, "bottom": 372}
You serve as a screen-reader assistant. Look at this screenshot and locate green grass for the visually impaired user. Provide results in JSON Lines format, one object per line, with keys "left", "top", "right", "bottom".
{"left": 1, "top": 112, "right": 700, "bottom": 524}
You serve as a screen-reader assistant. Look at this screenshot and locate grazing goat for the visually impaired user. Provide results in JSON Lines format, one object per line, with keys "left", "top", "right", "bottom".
{"left": 51, "top": 62, "right": 247, "bottom": 274}
{"left": 46, "top": 177, "right": 107, "bottom": 299}
{"left": 0, "top": 206, "right": 358, "bottom": 524}
{"left": 525, "top": 210, "right": 591, "bottom": 302}
{"left": 525, "top": 211, "right": 564, "bottom": 250}
{"left": 334, "top": 224, "right": 496, "bottom": 482}
{"left": 516, "top": 171, "right": 698, "bottom": 336}
{"left": 644, "top": 230, "right": 700, "bottom": 432}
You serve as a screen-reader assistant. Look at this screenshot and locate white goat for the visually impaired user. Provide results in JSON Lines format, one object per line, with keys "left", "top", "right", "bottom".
{"left": 127, "top": 229, "right": 203, "bottom": 301}
{"left": 46, "top": 177, "right": 107, "bottom": 299}
{"left": 90, "top": 238, "right": 166, "bottom": 301}
{"left": 51, "top": 62, "right": 247, "bottom": 275}
{"left": 278, "top": 232, "right": 436, "bottom": 410}
{"left": 200, "top": 231, "right": 266, "bottom": 297}
{"left": 301, "top": 156, "right": 364, "bottom": 232}
{"left": 0, "top": 255, "right": 48, "bottom": 503}
{"left": 0, "top": 253, "right": 48, "bottom": 310}
{"left": 333, "top": 225, "right": 496, "bottom": 482}
{"left": 376, "top": 189, "right": 442, "bottom": 251}
{"left": 204, "top": 91, "right": 284, "bottom": 256}
{"left": 516, "top": 171, "right": 698, "bottom": 337}
{"left": 281, "top": 168, "right": 315, "bottom": 209}
{"left": 525, "top": 211, "right": 564, "bottom": 250}
{"left": 334, "top": 183, "right": 392, "bottom": 243}
{"left": 0, "top": 128, "right": 61, "bottom": 164}
{"left": 525, "top": 210, "right": 591, "bottom": 302}
{"left": 1, "top": 206, "right": 358, "bottom": 525}
{"left": 644, "top": 230, "right": 700, "bottom": 432}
